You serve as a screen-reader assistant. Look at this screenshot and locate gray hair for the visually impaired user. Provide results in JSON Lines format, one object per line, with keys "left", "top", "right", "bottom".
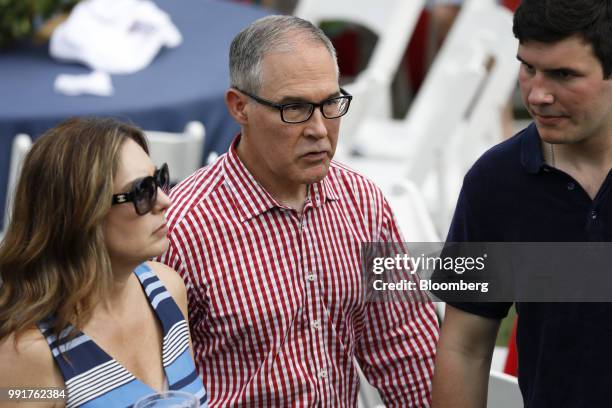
{"left": 229, "top": 15, "right": 338, "bottom": 93}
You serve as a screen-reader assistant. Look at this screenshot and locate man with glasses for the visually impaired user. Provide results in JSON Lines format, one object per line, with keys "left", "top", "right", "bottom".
{"left": 159, "top": 15, "right": 439, "bottom": 407}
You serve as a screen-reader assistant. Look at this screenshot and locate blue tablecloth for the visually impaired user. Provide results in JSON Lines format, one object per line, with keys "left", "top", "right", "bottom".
{"left": 0, "top": 0, "right": 271, "bottom": 229}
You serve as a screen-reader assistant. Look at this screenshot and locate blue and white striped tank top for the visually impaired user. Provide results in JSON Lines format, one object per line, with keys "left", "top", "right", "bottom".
{"left": 38, "top": 263, "right": 207, "bottom": 408}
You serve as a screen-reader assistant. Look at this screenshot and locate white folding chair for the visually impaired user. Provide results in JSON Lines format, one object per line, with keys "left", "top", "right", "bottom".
{"left": 387, "top": 178, "right": 446, "bottom": 319}
{"left": 351, "top": 0, "right": 518, "bottom": 159}
{"left": 2, "top": 134, "right": 33, "bottom": 237}
{"left": 356, "top": 363, "right": 385, "bottom": 408}
{"left": 487, "top": 370, "right": 522, "bottom": 408}
{"left": 145, "top": 121, "right": 206, "bottom": 185}
{"left": 345, "top": 0, "right": 519, "bottom": 232}
{"left": 294, "top": 0, "right": 426, "bottom": 152}
{"left": 386, "top": 178, "right": 440, "bottom": 243}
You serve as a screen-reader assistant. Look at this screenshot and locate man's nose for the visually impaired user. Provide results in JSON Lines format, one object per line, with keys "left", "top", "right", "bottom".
{"left": 527, "top": 74, "right": 555, "bottom": 106}
{"left": 304, "top": 108, "right": 328, "bottom": 138}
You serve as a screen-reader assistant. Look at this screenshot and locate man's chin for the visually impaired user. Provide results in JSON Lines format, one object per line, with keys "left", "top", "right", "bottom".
{"left": 302, "top": 164, "right": 330, "bottom": 184}
{"left": 537, "top": 126, "right": 591, "bottom": 147}
{"left": 536, "top": 123, "right": 567, "bottom": 144}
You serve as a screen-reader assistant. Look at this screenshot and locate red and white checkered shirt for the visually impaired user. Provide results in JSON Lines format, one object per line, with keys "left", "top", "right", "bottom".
{"left": 159, "top": 138, "right": 439, "bottom": 407}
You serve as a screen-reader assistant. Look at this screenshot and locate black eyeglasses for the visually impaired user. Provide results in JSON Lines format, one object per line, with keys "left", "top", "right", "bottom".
{"left": 111, "top": 163, "right": 170, "bottom": 215}
{"left": 235, "top": 87, "right": 352, "bottom": 124}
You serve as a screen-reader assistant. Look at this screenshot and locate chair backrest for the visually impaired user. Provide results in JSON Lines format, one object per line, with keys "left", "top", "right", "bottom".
{"left": 295, "top": 0, "right": 424, "bottom": 82}
{"left": 3, "top": 134, "right": 33, "bottom": 233}
{"left": 355, "top": 361, "right": 385, "bottom": 408}
{"left": 343, "top": 0, "right": 519, "bottom": 237}
{"left": 488, "top": 370, "right": 522, "bottom": 408}
{"left": 295, "top": 0, "right": 426, "bottom": 131}
{"left": 145, "top": 121, "right": 206, "bottom": 185}
{"left": 405, "top": 0, "right": 519, "bottom": 182}
{"left": 387, "top": 178, "right": 440, "bottom": 242}
{"left": 348, "top": 0, "right": 518, "bottom": 163}
{"left": 417, "top": 0, "right": 519, "bottom": 229}
{"left": 333, "top": 75, "right": 379, "bottom": 162}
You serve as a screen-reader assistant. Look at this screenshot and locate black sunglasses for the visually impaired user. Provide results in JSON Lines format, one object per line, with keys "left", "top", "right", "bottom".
{"left": 111, "top": 163, "right": 170, "bottom": 215}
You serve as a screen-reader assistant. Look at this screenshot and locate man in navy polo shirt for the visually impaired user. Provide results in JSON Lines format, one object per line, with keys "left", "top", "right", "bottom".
{"left": 431, "top": 0, "right": 612, "bottom": 407}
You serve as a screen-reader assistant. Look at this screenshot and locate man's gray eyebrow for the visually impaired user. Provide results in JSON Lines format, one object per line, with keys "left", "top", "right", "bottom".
{"left": 277, "top": 91, "right": 341, "bottom": 104}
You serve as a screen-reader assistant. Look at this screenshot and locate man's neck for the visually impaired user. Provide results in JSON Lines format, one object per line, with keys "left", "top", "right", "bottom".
{"left": 261, "top": 180, "right": 308, "bottom": 213}
{"left": 543, "top": 135, "right": 612, "bottom": 199}
{"left": 276, "top": 187, "right": 309, "bottom": 213}
{"left": 235, "top": 138, "right": 309, "bottom": 213}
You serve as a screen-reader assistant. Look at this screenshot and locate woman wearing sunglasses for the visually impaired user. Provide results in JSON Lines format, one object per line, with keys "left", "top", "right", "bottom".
{"left": 0, "top": 118, "right": 207, "bottom": 407}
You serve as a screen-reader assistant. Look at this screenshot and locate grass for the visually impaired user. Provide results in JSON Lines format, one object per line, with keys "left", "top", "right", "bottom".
{"left": 496, "top": 305, "right": 517, "bottom": 346}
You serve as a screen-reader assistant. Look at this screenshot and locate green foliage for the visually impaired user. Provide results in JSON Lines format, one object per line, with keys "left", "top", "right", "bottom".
{"left": 0, "top": 0, "right": 79, "bottom": 49}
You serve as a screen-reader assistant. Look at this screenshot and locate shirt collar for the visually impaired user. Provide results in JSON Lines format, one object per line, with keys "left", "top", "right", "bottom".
{"left": 223, "top": 135, "right": 339, "bottom": 222}
{"left": 520, "top": 122, "right": 547, "bottom": 174}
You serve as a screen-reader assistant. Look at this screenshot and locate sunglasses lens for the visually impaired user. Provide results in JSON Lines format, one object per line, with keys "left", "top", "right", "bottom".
{"left": 158, "top": 164, "right": 170, "bottom": 194}
{"left": 133, "top": 178, "right": 157, "bottom": 215}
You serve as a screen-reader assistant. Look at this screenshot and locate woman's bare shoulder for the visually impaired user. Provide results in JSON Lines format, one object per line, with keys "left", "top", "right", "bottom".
{"left": 146, "top": 261, "right": 186, "bottom": 293}
{"left": 145, "top": 261, "right": 188, "bottom": 317}
{"left": 0, "top": 328, "right": 64, "bottom": 389}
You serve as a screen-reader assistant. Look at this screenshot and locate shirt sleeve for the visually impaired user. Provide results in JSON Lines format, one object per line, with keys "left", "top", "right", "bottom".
{"left": 355, "top": 197, "right": 440, "bottom": 407}
{"left": 156, "top": 232, "right": 209, "bottom": 336}
{"left": 443, "top": 177, "right": 513, "bottom": 320}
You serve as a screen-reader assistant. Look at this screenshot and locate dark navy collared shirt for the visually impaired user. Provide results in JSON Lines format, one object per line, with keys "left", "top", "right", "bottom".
{"left": 447, "top": 123, "right": 612, "bottom": 407}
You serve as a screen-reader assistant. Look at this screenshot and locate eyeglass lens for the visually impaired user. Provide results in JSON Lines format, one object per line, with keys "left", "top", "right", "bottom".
{"left": 282, "top": 96, "right": 351, "bottom": 123}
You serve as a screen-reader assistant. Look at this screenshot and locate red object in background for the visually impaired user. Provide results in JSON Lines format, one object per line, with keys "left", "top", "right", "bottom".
{"left": 503, "top": 0, "right": 521, "bottom": 12}
{"left": 331, "top": 30, "right": 360, "bottom": 78}
{"left": 406, "top": 10, "right": 430, "bottom": 93}
{"left": 501, "top": 0, "right": 520, "bottom": 351}
{"left": 504, "top": 317, "right": 519, "bottom": 376}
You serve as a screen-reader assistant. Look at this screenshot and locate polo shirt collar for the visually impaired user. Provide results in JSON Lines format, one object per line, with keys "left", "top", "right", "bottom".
{"left": 223, "top": 135, "right": 339, "bottom": 222}
{"left": 520, "top": 122, "right": 546, "bottom": 174}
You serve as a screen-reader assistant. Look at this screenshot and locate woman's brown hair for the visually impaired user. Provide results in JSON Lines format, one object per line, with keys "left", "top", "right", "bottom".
{"left": 0, "top": 117, "right": 148, "bottom": 343}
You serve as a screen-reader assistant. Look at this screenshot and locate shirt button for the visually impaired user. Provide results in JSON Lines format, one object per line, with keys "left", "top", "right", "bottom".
{"left": 592, "top": 210, "right": 598, "bottom": 219}
{"left": 306, "top": 273, "right": 316, "bottom": 282}
{"left": 311, "top": 320, "right": 321, "bottom": 330}
{"left": 318, "top": 369, "right": 328, "bottom": 379}
{"left": 567, "top": 182, "right": 575, "bottom": 190}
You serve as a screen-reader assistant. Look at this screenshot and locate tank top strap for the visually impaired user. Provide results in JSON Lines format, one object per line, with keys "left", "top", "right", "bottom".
{"left": 37, "top": 318, "right": 114, "bottom": 383}
{"left": 133, "top": 262, "right": 186, "bottom": 335}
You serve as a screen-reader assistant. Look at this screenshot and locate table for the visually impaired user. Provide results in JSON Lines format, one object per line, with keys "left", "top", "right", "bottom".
{"left": 0, "top": 0, "right": 271, "bottom": 229}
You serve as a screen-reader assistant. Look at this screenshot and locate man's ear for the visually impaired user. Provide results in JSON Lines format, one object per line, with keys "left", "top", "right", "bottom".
{"left": 225, "top": 88, "right": 249, "bottom": 125}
